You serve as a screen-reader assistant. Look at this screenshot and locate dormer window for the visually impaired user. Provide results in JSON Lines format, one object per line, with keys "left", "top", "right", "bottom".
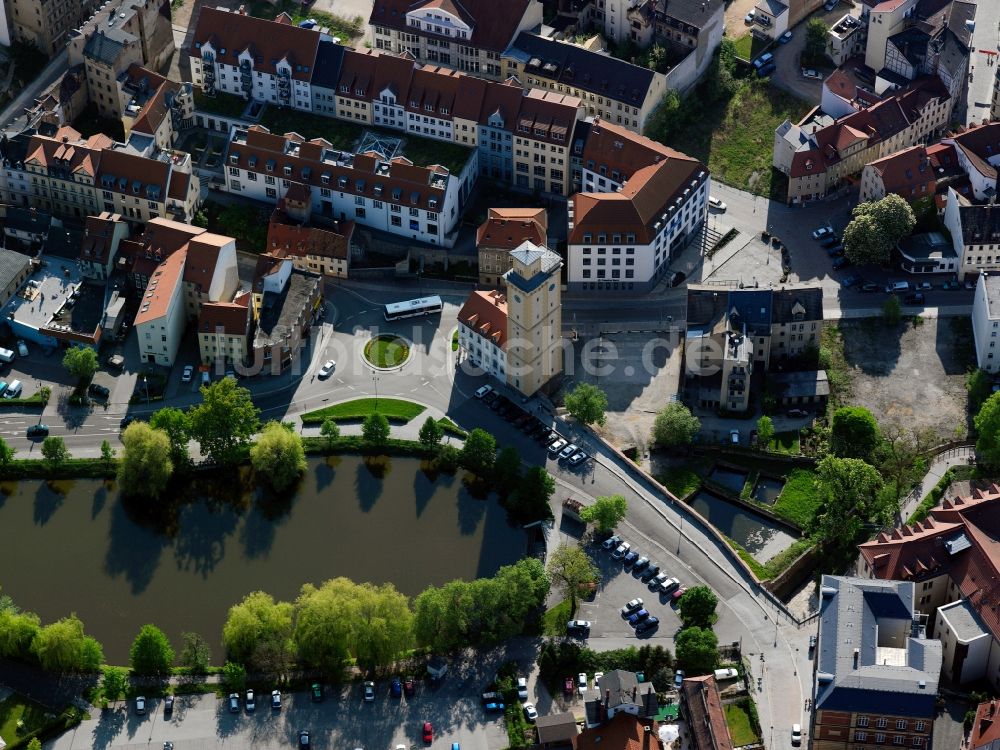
{"left": 355, "top": 87, "right": 364, "bottom": 96}
{"left": 229, "top": 153, "right": 239, "bottom": 164}
{"left": 283, "top": 165, "right": 293, "bottom": 176}
{"left": 340, "top": 84, "right": 349, "bottom": 93}
{"left": 321, "top": 173, "right": 330, "bottom": 184}
{"left": 266, "top": 159, "right": 275, "bottom": 172}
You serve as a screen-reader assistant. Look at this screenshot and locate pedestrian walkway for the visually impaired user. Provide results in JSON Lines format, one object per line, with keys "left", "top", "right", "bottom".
{"left": 896, "top": 444, "right": 976, "bottom": 525}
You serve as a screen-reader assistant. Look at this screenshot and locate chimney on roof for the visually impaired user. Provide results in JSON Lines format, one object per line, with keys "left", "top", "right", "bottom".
{"left": 237, "top": 3, "right": 246, "bottom": 14}
{"left": 853, "top": 648, "right": 860, "bottom": 668}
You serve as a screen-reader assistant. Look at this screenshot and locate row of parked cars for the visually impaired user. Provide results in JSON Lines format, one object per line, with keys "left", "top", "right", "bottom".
{"left": 812, "top": 225, "right": 851, "bottom": 270}
{"left": 474, "top": 385, "right": 590, "bottom": 468}
{"left": 601, "top": 534, "right": 690, "bottom": 636}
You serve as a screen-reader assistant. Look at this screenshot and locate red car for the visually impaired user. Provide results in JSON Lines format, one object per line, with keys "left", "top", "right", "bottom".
{"left": 671, "top": 586, "right": 688, "bottom": 602}
{"left": 423, "top": 722, "right": 434, "bottom": 743}
{"left": 563, "top": 676, "right": 574, "bottom": 696}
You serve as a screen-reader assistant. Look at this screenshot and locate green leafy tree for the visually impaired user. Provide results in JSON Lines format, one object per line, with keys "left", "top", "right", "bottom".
{"left": 350, "top": 582, "right": 413, "bottom": 671}
{"left": 150, "top": 407, "right": 191, "bottom": 466}
{"left": 506, "top": 466, "right": 555, "bottom": 522}
{"left": 579, "top": 494, "right": 628, "bottom": 533}
{"left": 546, "top": 544, "right": 600, "bottom": 608}
{"left": 756, "top": 415, "right": 775, "bottom": 448}
{"left": 675, "top": 626, "right": 719, "bottom": 674}
{"left": 844, "top": 195, "right": 916, "bottom": 265}
{"left": 975, "top": 391, "right": 1000, "bottom": 467}
{"left": 31, "top": 614, "right": 104, "bottom": 672}
{"left": 101, "top": 665, "right": 129, "bottom": 702}
{"left": 461, "top": 428, "right": 496, "bottom": 476}
{"left": 188, "top": 378, "right": 260, "bottom": 465}
{"left": 967, "top": 369, "right": 993, "bottom": 415}
{"left": 652, "top": 402, "right": 701, "bottom": 447}
{"left": 179, "top": 632, "right": 211, "bottom": 673}
{"left": 293, "top": 578, "right": 356, "bottom": 677}
{"left": 879, "top": 423, "right": 934, "bottom": 500}
{"left": 418, "top": 416, "right": 443, "bottom": 448}
{"left": 41, "top": 436, "right": 68, "bottom": 468}
{"left": 812, "top": 455, "right": 886, "bottom": 550}
{"left": 222, "top": 661, "right": 246, "bottom": 692}
{"left": 320, "top": 418, "right": 340, "bottom": 448}
{"left": 565, "top": 383, "right": 609, "bottom": 426}
{"left": 100, "top": 439, "right": 115, "bottom": 469}
{"left": 129, "top": 624, "right": 175, "bottom": 675}
{"left": 0, "top": 436, "right": 14, "bottom": 465}
{"left": 27, "top": 740, "right": 42, "bottom": 750}
{"left": 62, "top": 347, "right": 98, "bottom": 381}
{"left": 494, "top": 446, "right": 522, "bottom": 496}
{"left": 118, "top": 422, "right": 173, "bottom": 499}
{"left": 677, "top": 586, "right": 719, "bottom": 628}
{"left": 222, "top": 591, "right": 294, "bottom": 672}
{"left": 0, "top": 608, "right": 40, "bottom": 660}
{"left": 251, "top": 421, "right": 306, "bottom": 491}
{"left": 883, "top": 294, "right": 902, "bottom": 325}
{"left": 804, "top": 18, "right": 829, "bottom": 61}
{"left": 412, "top": 581, "right": 470, "bottom": 653}
{"left": 830, "top": 406, "right": 881, "bottom": 459}
{"left": 361, "top": 412, "right": 390, "bottom": 444}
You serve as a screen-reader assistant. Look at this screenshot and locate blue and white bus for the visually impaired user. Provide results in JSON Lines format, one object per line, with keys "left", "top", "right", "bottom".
{"left": 383, "top": 295, "right": 443, "bottom": 321}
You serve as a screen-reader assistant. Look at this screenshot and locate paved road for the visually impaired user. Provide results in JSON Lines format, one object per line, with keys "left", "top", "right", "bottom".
{"left": 963, "top": 0, "right": 1000, "bottom": 125}
{"left": 0, "top": 53, "right": 68, "bottom": 137}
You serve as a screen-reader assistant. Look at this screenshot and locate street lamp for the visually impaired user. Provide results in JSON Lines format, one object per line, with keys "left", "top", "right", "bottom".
{"left": 142, "top": 375, "right": 149, "bottom": 404}
{"left": 371, "top": 368, "right": 379, "bottom": 411}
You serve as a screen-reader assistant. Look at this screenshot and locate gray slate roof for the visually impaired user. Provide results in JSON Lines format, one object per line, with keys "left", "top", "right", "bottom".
{"left": 0, "top": 248, "right": 31, "bottom": 294}
{"left": 655, "top": 0, "right": 725, "bottom": 28}
{"left": 815, "top": 576, "right": 941, "bottom": 718}
{"left": 958, "top": 203, "right": 1000, "bottom": 246}
{"left": 312, "top": 40, "right": 346, "bottom": 90}
{"left": 83, "top": 28, "right": 133, "bottom": 65}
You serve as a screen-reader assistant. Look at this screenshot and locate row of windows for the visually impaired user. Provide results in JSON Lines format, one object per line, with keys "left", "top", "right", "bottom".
{"left": 856, "top": 718, "right": 925, "bottom": 731}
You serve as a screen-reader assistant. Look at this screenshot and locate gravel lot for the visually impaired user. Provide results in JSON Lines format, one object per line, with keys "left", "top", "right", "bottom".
{"left": 837, "top": 317, "right": 972, "bottom": 438}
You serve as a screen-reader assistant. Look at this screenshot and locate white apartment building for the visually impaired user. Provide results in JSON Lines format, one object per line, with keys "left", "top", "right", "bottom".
{"left": 458, "top": 290, "right": 508, "bottom": 383}
{"left": 972, "top": 272, "right": 1000, "bottom": 374}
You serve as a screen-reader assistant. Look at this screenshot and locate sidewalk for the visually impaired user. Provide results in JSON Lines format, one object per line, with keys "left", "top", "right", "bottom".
{"left": 896, "top": 444, "right": 975, "bottom": 525}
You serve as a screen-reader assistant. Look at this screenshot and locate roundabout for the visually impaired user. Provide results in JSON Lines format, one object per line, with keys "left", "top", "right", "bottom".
{"left": 363, "top": 333, "right": 412, "bottom": 370}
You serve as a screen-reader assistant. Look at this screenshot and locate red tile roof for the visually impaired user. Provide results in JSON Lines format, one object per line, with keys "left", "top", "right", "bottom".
{"left": 184, "top": 233, "right": 232, "bottom": 289}
{"left": 80, "top": 211, "right": 125, "bottom": 265}
{"left": 573, "top": 713, "right": 664, "bottom": 750}
{"left": 968, "top": 699, "right": 1000, "bottom": 750}
{"left": 458, "top": 290, "right": 508, "bottom": 348}
{"left": 192, "top": 7, "right": 321, "bottom": 82}
{"left": 681, "top": 675, "right": 733, "bottom": 750}
{"left": 866, "top": 144, "right": 937, "bottom": 198}
{"left": 477, "top": 207, "right": 547, "bottom": 249}
{"left": 268, "top": 203, "right": 353, "bottom": 261}
{"left": 370, "top": 0, "right": 535, "bottom": 53}
{"left": 135, "top": 248, "right": 186, "bottom": 325}
{"left": 199, "top": 297, "right": 251, "bottom": 336}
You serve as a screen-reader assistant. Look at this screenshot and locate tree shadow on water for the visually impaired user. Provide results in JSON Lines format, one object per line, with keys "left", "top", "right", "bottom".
{"left": 355, "top": 456, "right": 389, "bottom": 512}
{"left": 456, "top": 477, "right": 488, "bottom": 535}
{"left": 315, "top": 454, "right": 342, "bottom": 493}
{"left": 172, "top": 498, "right": 241, "bottom": 577}
{"left": 91, "top": 482, "right": 112, "bottom": 520}
{"left": 240, "top": 483, "right": 297, "bottom": 560}
{"left": 104, "top": 498, "right": 170, "bottom": 594}
{"left": 33, "top": 479, "right": 74, "bottom": 525}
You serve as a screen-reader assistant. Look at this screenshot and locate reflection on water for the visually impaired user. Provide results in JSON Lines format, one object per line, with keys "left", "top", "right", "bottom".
{"left": 0, "top": 456, "right": 527, "bottom": 662}
{"left": 708, "top": 467, "right": 749, "bottom": 494}
{"left": 686, "top": 490, "right": 797, "bottom": 562}
{"left": 753, "top": 477, "right": 785, "bottom": 505}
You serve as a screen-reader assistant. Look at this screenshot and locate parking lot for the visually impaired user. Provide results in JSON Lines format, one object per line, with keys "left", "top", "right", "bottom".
{"left": 49, "top": 670, "right": 512, "bottom": 750}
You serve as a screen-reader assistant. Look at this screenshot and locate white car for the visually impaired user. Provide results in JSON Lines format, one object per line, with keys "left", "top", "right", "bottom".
{"left": 802, "top": 68, "right": 821, "bottom": 80}
{"left": 559, "top": 443, "right": 578, "bottom": 459}
{"left": 318, "top": 360, "right": 336, "bottom": 379}
{"left": 812, "top": 225, "right": 833, "bottom": 239}
{"left": 523, "top": 702, "right": 538, "bottom": 722}
{"left": 730, "top": 429, "right": 740, "bottom": 444}
{"left": 548, "top": 438, "right": 568, "bottom": 455}
{"left": 792, "top": 724, "right": 802, "bottom": 746}
{"left": 181, "top": 365, "right": 194, "bottom": 383}
{"left": 744, "top": 9, "right": 755, "bottom": 23}
{"left": 612, "top": 541, "right": 631, "bottom": 560}
{"left": 714, "top": 668, "right": 739, "bottom": 680}
{"left": 594, "top": 671, "right": 604, "bottom": 686}
{"left": 577, "top": 673, "right": 588, "bottom": 695}
{"left": 517, "top": 677, "right": 528, "bottom": 701}
{"left": 474, "top": 384, "right": 493, "bottom": 399}
{"left": 621, "top": 598, "right": 644, "bottom": 617}
{"left": 708, "top": 195, "right": 727, "bottom": 211}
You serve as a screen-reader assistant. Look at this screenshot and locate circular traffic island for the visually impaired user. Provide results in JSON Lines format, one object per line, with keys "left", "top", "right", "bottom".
{"left": 364, "top": 334, "right": 411, "bottom": 370}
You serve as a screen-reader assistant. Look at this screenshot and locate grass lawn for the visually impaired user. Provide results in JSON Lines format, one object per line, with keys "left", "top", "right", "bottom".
{"left": 301, "top": 398, "right": 426, "bottom": 425}
{"left": 772, "top": 468, "right": 820, "bottom": 527}
{"left": 0, "top": 692, "right": 55, "bottom": 745}
{"left": 437, "top": 417, "right": 467, "bottom": 439}
{"left": 657, "top": 464, "right": 704, "bottom": 498}
{"left": 364, "top": 335, "right": 410, "bottom": 368}
{"left": 732, "top": 33, "right": 772, "bottom": 61}
{"left": 542, "top": 599, "right": 574, "bottom": 636}
{"left": 194, "top": 90, "right": 248, "bottom": 119}
{"left": 724, "top": 702, "right": 761, "bottom": 746}
{"left": 241, "top": 0, "right": 364, "bottom": 40}
{"left": 451, "top": 330, "right": 459, "bottom": 352}
{"left": 664, "top": 80, "right": 811, "bottom": 198}
{"left": 767, "top": 431, "right": 801, "bottom": 454}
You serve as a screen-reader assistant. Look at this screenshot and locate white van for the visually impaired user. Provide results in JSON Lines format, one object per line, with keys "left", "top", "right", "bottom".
{"left": 886, "top": 281, "right": 910, "bottom": 294}
{"left": 5, "top": 380, "right": 23, "bottom": 399}
{"left": 0, "top": 347, "right": 13, "bottom": 363}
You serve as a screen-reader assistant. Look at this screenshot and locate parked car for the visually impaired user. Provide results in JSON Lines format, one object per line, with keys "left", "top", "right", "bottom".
{"left": 819, "top": 234, "right": 840, "bottom": 248}
{"left": 660, "top": 577, "right": 681, "bottom": 595}
{"left": 391, "top": 677, "right": 402, "bottom": 698}
{"left": 824, "top": 0, "right": 838, "bottom": 9}
{"left": 730, "top": 429, "right": 740, "bottom": 444}
{"left": 861, "top": 281, "right": 879, "bottom": 292}
{"left": 903, "top": 292, "right": 925, "bottom": 305}
{"left": 831, "top": 256, "right": 851, "bottom": 270}
{"left": 714, "top": 668, "right": 739, "bottom": 680}
{"left": 601, "top": 534, "right": 622, "bottom": 550}
{"left": 840, "top": 274, "right": 860, "bottom": 288}
{"left": 228, "top": 693, "right": 239, "bottom": 713}
{"left": 423, "top": 722, "right": 434, "bottom": 743}
{"left": 363, "top": 681, "right": 375, "bottom": 702}
{"left": 650, "top": 571, "right": 668, "bottom": 590}
{"left": 135, "top": 696, "right": 147, "bottom": 715}
{"left": 708, "top": 196, "right": 727, "bottom": 211}
{"left": 756, "top": 62, "right": 776, "bottom": 77}
{"left": 640, "top": 564, "right": 660, "bottom": 582}
{"left": 792, "top": 724, "right": 803, "bottom": 746}
{"left": 809, "top": 635, "right": 817, "bottom": 652}
{"left": 825, "top": 243, "right": 844, "bottom": 257}
{"left": 563, "top": 676, "right": 574, "bottom": 696}
{"left": 482, "top": 391, "right": 498, "bottom": 405}
{"left": 568, "top": 451, "right": 589, "bottom": 467}
{"left": 752, "top": 53, "right": 773, "bottom": 69}
{"left": 612, "top": 541, "right": 631, "bottom": 560}
{"left": 485, "top": 701, "right": 505, "bottom": 712}
{"left": 567, "top": 619, "right": 592, "bottom": 635}
{"left": 559, "top": 443, "right": 578, "bottom": 460}
{"left": 627, "top": 609, "right": 651, "bottom": 627}
{"left": 917, "top": 281, "right": 933, "bottom": 291}
{"left": 517, "top": 677, "right": 528, "bottom": 701}
{"left": 787, "top": 408, "right": 809, "bottom": 418}
{"left": 271, "top": 689, "right": 281, "bottom": 710}
{"left": 26, "top": 424, "right": 49, "bottom": 439}
{"left": 621, "top": 598, "right": 645, "bottom": 617}
{"left": 779, "top": 30, "right": 793, "bottom": 43}
{"left": 801, "top": 68, "right": 821, "bottom": 80}
{"left": 299, "top": 730, "right": 311, "bottom": 749}
{"left": 318, "top": 360, "right": 336, "bottom": 379}
{"left": 671, "top": 586, "right": 688, "bottom": 601}
{"left": 744, "top": 9, "right": 755, "bottom": 23}
{"left": 88, "top": 383, "right": 110, "bottom": 399}
{"left": 635, "top": 616, "right": 660, "bottom": 635}
{"left": 164, "top": 696, "right": 174, "bottom": 715}
{"left": 181, "top": 365, "right": 194, "bottom": 383}
{"left": 812, "top": 226, "right": 833, "bottom": 240}
{"left": 577, "top": 673, "right": 588, "bottom": 695}
{"left": 623, "top": 551, "right": 639, "bottom": 567}
{"left": 245, "top": 689, "right": 255, "bottom": 713}
{"left": 16, "top": 340, "right": 27, "bottom": 357}
{"left": 404, "top": 677, "right": 416, "bottom": 697}
{"left": 674, "top": 670, "right": 685, "bottom": 689}
{"left": 632, "top": 557, "right": 650, "bottom": 573}
{"left": 523, "top": 702, "right": 538, "bottom": 722}
{"left": 311, "top": 683, "right": 323, "bottom": 702}
{"left": 548, "top": 438, "right": 568, "bottom": 455}
{"left": 669, "top": 270, "right": 687, "bottom": 287}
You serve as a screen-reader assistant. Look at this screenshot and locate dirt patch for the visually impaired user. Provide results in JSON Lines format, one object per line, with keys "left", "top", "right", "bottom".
{"left": 837, "top": 317, "right": 972, "bottom": 440}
